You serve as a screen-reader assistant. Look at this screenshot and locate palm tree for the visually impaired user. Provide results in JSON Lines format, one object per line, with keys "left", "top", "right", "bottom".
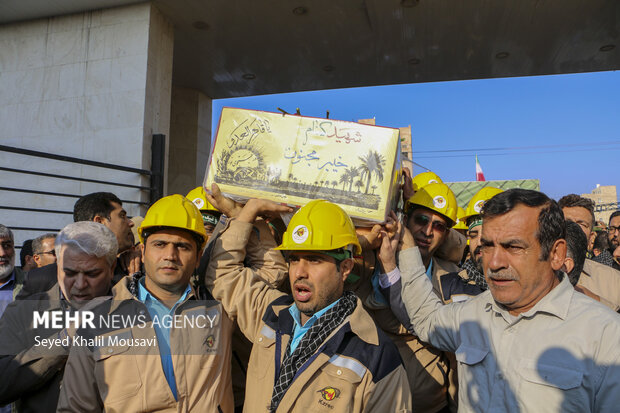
{"left": 331, "top": 180, "right": 338, "bottom": 189}
{"left": 339, "top": 173, "right": 348, "bottom": 190}
{"left": 355, "top": 180, "right": 363, "bottom": 192}
{"left": 358, "top": 150, "right": 386, "bottom": 194}
{"left": 345, "top": 166, "right": 359, "bottom": 192}
{"left": 371, "top": 184, "right": 378, "bottom": 194}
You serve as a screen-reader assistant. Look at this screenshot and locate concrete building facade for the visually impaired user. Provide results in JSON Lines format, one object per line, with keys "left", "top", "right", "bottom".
{"left": 582, "top": 185, "right": 619, "bottom": 224}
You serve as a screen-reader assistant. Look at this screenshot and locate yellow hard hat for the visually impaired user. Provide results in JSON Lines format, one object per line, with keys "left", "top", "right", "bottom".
{"left": 407, "top": 183, "right": 458, "bottom": 227}
{"left": 139, "top": 194, "right": 207, "bottom": 250}
{"left": 412, "top": 171, "right": 443, "bottom": 192}
{"left": 463, "top": 187, "right": 504, "bottom": 222}
{"left": 186, "top": 186, "right": 219, "bottom": 213}
{"left": 276, "top": 200, "right": 362, "bottom": 255}
{"left": 453, "top": 207, "right": 468, "bottom": 230}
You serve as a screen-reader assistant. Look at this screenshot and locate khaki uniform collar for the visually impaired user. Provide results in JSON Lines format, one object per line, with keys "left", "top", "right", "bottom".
{"left": 275, "top": 297, "right": 380, "bottom": 346}
{"left": 485, "top": 275, "right": 572, "bottom": 322}
{"left": 109, "top": 273, "right": 198, "bottom": 313}
{"left": 347, "top": 297, "right": 379, "bottom": 346}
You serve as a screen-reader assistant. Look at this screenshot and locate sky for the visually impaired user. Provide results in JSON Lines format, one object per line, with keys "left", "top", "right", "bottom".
{"left": 212, "top": 70, "right": 620, "bottom": 201}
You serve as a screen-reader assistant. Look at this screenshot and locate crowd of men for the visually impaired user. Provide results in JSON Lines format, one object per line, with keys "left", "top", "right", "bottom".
{"left": 0, "top": 169, "right": 619, "bottom": 412}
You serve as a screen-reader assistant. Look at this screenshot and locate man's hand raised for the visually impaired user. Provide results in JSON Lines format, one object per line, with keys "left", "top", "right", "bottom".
{"left": 401, "top": 167, "right": 415, "bottom": 203}
{"left": 237, "top": 199, "right": 294, "bottom": 224}
{"left": 377, "top": 212, "right": 402, "bottom": 273}
{"left": 204, "top": 183, "right": 245, "bottom": 218}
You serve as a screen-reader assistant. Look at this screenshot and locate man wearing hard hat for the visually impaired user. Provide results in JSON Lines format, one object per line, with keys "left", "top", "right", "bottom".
{"left": 373, "top": 180, "right": 461, "bottom": 412}
{"left": 404, "top": 182, "right": 461, "bottom": 293}
{"left": 187, "top": 186, "right": 223, "bottom": 240}
{"left": 58, "top": 195, "right": 235, "bottom": 412}
{"left": 207, "top": 195, "right": 412, "bottom": 412}
{"left": 435, "top": 187, "right": 504, "bottom": 304}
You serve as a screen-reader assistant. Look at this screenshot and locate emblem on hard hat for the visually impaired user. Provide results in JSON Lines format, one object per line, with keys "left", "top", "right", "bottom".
{"left": 428, "top": 179, "right": 438, "bottom": 184}
{"left": 193, "top": 198, "right": 205, "bottom": 209}
{"left": 433, "top": 196, "right": 446, "bottom": 209}
{"left": 292, "top": 225, "right": 309, "bottom": 244}
{"left": 474, "top": 200, "right": 485, "bottom": 213}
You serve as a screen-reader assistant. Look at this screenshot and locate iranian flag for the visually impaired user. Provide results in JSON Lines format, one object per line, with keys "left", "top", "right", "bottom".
{"left": 475, "top": 155, "right": 485, "bottom": 181}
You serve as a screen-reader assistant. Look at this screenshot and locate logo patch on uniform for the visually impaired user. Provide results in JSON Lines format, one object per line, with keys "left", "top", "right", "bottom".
{"left": 474, "top": 199, "right": 485, "bottom": 213}
{"left": 205, "top": 335, "right": 215, "bottom": 348}
{"left": 318, "top": 387, "right": 340, "bottom": 401}
{"left": 292, "top": 225, "right": 309, "bottom": 244}
{"left": 193, "top": 198, "right": 205, "bottom": 209}
{"left": 433, "top": 195, "right": 446, "bottom": 209}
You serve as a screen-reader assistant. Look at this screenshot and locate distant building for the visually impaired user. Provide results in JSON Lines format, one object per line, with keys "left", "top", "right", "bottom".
{"left": 399, "top": 126, "right": 413, "bottom": 173}
{"left": 358, "top": 118, "right": 413, "bottom": 172}
{"left": 582, "top": 185, "right": 619, "bottom": 224}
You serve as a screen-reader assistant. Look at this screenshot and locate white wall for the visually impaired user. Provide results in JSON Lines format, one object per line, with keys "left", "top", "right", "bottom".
{"left": 168, "top": 87, "right": 212, "bottom": 197}
{"left": 0, "top": 3, "right": 173, "bottom": 252}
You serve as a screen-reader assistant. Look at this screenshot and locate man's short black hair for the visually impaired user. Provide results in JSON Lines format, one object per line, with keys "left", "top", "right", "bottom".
{"left": 558, "top": 194, "right": 596, "bottom": 228}
{"left": 73, "top": 192, "right": 122, "bottom": 222}
{"left": 564, "top": 220, "right": 587, "bottom": 286}
{"left": 482, "top": 189, "right": 565, "bottom": 261}
{"left": 19, "top": 239, "right": 33, "bottom": 267}
{"left": 609, "top": 210, "right": 620, "bottom": 225}
{"left": 593, "top": 231, "right": 611, "bottom": 251}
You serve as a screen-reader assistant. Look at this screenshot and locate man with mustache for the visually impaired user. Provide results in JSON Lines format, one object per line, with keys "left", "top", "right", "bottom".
{"left": 208, "top": 195, "right": 411, "bottom": 412}
{"left": 607, "top": 211, "right": 620, "bottom": 265}
{"left": 557, "top": 194, "right": 620, "bottom": 311}
{"left": 58, "top": 195, "right": 234, "bottom": 412}
{"left": 0, "top": 225, "right": 25, "bottom": 318}
{"left": 0, "top": 221, "right": 117, "bottom": 413}
{"left": 395, "top": 188, "right": 620, "bottom": 411}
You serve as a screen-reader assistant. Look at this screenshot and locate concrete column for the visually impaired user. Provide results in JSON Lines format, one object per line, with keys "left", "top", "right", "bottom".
{"left": 168, "top": 87, "right": 212, "bottom": 196}
{"left": 0, "top": 2, "right": 173, "bottom": 247}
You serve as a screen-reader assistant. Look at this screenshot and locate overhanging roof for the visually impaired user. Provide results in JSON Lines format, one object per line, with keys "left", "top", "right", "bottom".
{"left": 2, "top": 0, "right": 619, "bottom": 98}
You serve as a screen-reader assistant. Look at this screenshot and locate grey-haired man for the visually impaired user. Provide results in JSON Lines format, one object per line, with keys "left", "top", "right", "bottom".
{"left": 0, "top": 221, "right": 117, "bottom": 413}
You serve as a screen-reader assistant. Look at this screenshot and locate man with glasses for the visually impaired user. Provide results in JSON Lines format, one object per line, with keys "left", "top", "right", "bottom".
{"left": 608, "top": 211, "right": 620, "bottom": 264}
{"left": 403, "top": 183, "right": 461, "bottom": 291}
{"left": 373, "top": 182, "right": 461, "bottom": 412}
{"left": 554, "top": 195, "right": 620, "bottom": 310}
{"left": 32, "top": 233, "right": 57, "bottom": 268}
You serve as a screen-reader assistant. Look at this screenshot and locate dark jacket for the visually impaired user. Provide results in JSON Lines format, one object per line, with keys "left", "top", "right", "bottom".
{"left": 0, "top": 284, "right": 70, "bottom": 413}
{"left": 16, "top": 260, "right": 125, "bottom": 300}
{"left": 437, "top": 269, "right": 485, "bottom": 304}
